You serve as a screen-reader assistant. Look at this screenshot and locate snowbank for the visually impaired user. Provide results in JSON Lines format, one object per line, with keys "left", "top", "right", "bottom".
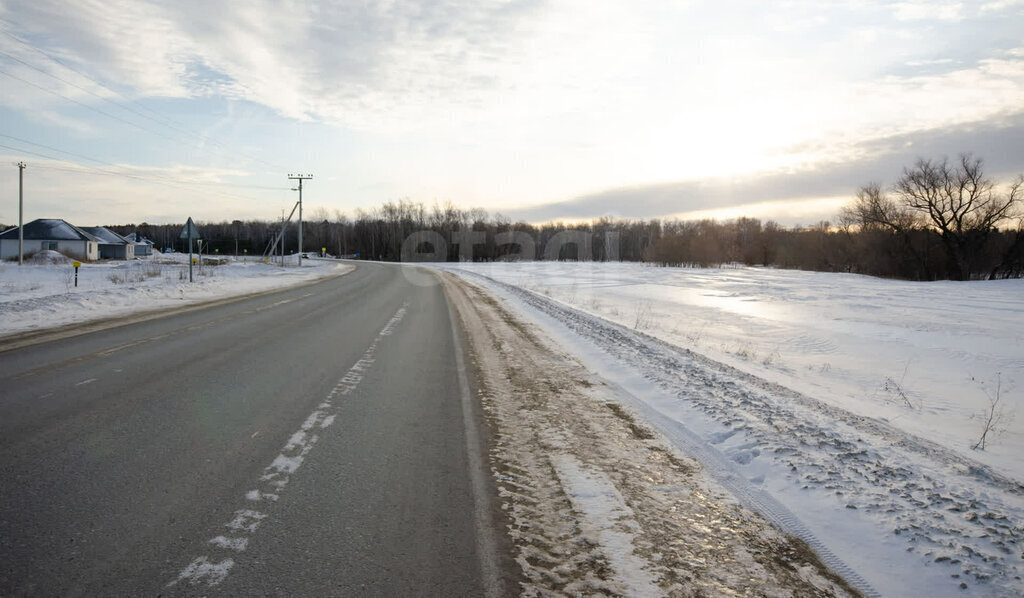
{"left": 0, "top": 254, "right": 352, "bottom": 338}
{"left": 435, "top": 262, "right": 1024, "bottom": 597}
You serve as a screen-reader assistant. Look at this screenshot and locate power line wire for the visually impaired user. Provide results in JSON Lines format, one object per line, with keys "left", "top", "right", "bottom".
{"left": 0, "top": 133, "right": 117, "bottom": 167}
{"left": 0, "top": 66, "right": 188, "bottom": 147}
{"left": 0, "top": 134, "right": 288, "bottom": 191}
{"left": 0, "top": 23, "right": 186, "bottom": 131}
{"left": 0, "top": 22, "right": 288, "bottom": 172}
{"left": 0, "top": 142, "right": 285, "bottom": 202}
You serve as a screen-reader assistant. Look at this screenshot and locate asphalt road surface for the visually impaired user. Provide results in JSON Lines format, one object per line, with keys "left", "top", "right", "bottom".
{"left": 0, "top": 262, "right": 509, "bottom": 596}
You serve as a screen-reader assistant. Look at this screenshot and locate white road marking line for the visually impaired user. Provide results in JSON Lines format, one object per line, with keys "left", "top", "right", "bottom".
{"left": 226, "top": 510, "right": 266, "bottom": 533}
{"left": 99, "top": 333, "right": 170, "bottom": 356}
{"left": 209, "top": 536, "right": 249, "bottom": 551}
{"left": 74, "top": 378, "right": 97, "bottom": 386}
{"left": 170, "top": 556, "right": 234, "bottom": 587}
{"left": 246, "top": 489, "right": 278, "bottom": 502}
{"left": 100, "top": 340, "right": 146, "bottom": 356}
{"left": 252, "top": 298, "right": 297, "bottom": 312}
{"left": 168, "top": 302, "right": 410, "bottom": 588}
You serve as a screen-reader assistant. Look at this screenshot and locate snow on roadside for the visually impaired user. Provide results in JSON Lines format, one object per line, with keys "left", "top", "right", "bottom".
{"left": 0, "top": 254, "right": 352, "bottom": 338}
{"left": 441, "top": 272, "right": 861, "bottom": 597}
{"left": 438, "top": 262, "right": 1023, "bottom": 481}
{"left": 435, "top": 263, "right": 1024, "bottom": 598}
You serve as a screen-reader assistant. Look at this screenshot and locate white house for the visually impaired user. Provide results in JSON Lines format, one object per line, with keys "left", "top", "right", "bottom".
{"left": 0, "top": 219, "right": 101, "bottom": 261}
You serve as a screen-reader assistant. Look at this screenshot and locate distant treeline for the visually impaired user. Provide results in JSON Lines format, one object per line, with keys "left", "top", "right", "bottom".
{"left": 104, "top": 154, "right": 1022, "bottom": 281}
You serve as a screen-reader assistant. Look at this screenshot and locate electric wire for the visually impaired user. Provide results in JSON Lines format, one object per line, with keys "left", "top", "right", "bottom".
{"left": 0, "top": 134, "right": 289, "bottom": 191}
{"left": 0, "top": 142, "right": 285, "bottom": 203}
{"left": 0, "top": 66, "right": 188, "bottom": 147}
{"left": 0, "top": 21, "right": 289, "bottom": 172}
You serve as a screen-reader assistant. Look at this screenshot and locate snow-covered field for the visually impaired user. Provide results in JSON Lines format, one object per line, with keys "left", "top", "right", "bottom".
{"left": 435, "top": 262, "right": 1024, "bottom": 598}
{"left": 0, "top": 252, "right": 350, "bottom": 338}
{"left": 441, "top": 262, "right": 1023, "bottom": 478}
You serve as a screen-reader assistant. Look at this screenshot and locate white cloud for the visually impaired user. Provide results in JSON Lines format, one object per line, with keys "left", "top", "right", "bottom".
{"left": 981, "top": 0, "right": 1024, "bottom": 12}
{"left": 795, "top": 49, "right": 1024, "bottom": 167}
{"left": 890, "top": 1, "right": 964, "bottom": 21}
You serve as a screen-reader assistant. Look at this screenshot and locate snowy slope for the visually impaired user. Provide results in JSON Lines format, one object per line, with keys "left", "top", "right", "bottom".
{"left": 435, "top": 262, "right": 1024, "bottom": 598}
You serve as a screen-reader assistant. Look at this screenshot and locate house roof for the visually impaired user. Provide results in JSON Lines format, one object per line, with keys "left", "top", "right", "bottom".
{"left": 81, "top": 226, "right": 130, "bottom": 245}
{"left": 124, "top": 232, "right": 155, "bottom": 245}
{"left": 0, "top": 219, "right": 101, "bottom": 242}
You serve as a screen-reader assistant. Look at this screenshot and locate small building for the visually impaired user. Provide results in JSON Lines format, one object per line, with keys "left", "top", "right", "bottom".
{"left": 82, "top": 227, "right": 136, "bottom": 260}
{"left": 124, "top": 232, "right": 156, "bottom": 256}
{"left": 0, "top": 218, "right": 100, "bottom": 261}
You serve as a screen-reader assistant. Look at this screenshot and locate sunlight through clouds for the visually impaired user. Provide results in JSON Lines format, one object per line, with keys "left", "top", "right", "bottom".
{"left": 0, "top": 0, "right": 1022, "bottom": 223}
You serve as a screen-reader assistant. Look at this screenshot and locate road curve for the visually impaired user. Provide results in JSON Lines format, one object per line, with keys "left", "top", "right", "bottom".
{"left": 0, "top": 262, "right": 512, "bottom": 596}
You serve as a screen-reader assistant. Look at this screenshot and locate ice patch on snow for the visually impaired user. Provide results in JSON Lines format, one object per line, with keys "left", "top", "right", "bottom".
{"left": 552, "top": 454, "right": 661, "bottom": 597}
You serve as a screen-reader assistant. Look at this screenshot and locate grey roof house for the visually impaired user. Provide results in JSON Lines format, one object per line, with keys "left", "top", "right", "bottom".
{"left": 0, "top": 219, "right": 100, "bottom": 261}
{"left": 124, "top": 232, "right": 155, "bottom": 256}
{"left": 81, "top": 226, "right": 136, "bottom": 260}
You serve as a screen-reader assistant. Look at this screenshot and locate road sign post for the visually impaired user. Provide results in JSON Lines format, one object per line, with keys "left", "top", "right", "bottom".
{"left": 179, "top": 217, "right": 202, "bottom": 283}
{"left": 73, "top": 261, "right": 81, "bottom": 287}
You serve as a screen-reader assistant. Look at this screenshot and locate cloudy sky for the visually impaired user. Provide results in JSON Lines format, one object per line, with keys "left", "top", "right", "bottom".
{"left": 1, "top": 0, "right": 1023, "bottom": 226}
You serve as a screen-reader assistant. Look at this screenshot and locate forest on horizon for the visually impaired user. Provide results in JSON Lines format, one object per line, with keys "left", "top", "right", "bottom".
{"left": 98, "top": 155, "right": 1024, "bottom": 282}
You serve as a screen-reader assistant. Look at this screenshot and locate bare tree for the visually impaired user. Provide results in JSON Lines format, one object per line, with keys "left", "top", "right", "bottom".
{"left": 972, "top": 373, "right": 1012, "bottom": 451}
{"left": 894, "top": 155, "right": 1020, "bottom": 280}
{"left": 840, "top": 182, "right": 919, "bottom": 233}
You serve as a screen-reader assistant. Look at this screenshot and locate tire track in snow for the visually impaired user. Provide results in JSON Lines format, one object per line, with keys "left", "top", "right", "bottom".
{"left": 459, "top": 269, "right": 1024, "bottom": 597}
{"left": 442, "top": 273, "right": 862, "bottom": 597}
{"left": 459, "top": 271, "right": 885, "bottom": 595}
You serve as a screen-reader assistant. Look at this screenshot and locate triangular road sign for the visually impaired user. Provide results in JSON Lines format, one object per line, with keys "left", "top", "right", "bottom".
{"left": 179, "top": 217, "right": 202, "bottom": 239}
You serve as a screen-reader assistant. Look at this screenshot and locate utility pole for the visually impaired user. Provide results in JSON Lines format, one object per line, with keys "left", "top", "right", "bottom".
{"left": 287, "top": 173, "right": 312, "bottom": 259}
{"left": 17, "top": 161, "right": 25, "bottom": 266}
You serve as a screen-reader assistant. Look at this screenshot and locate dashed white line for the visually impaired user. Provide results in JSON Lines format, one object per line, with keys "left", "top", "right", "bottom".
{"left": 169, "top": 556, "right": 234, "bottom": 587}
{"left": 74, "top": 378, "right": 97, "bottom": 386}
{"left": 168, "top": 302, "right": 410, "bottom": 589}
{"left": 209, "top": 536, "right": 249, "bottom": 551}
